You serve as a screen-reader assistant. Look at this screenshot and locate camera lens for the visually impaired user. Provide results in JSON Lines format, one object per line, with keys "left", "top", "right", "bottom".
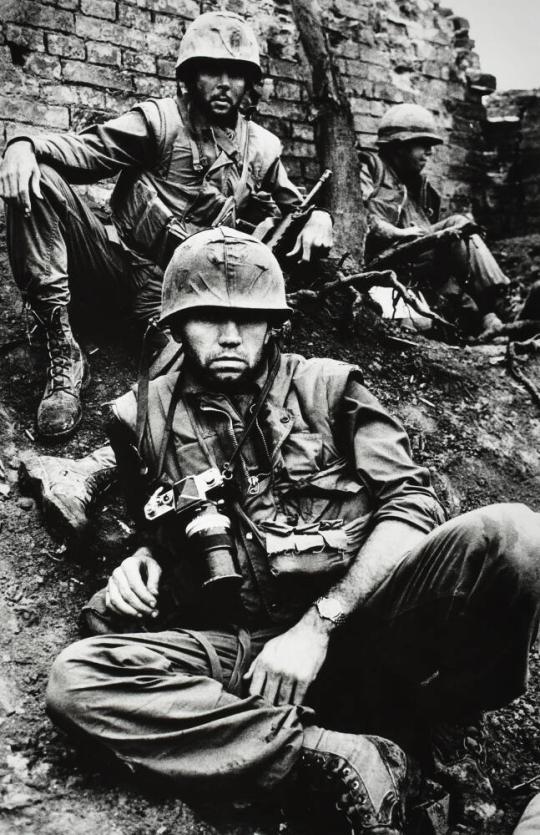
{"left": 184, "top": 504, "right": 242, "bottom": 588}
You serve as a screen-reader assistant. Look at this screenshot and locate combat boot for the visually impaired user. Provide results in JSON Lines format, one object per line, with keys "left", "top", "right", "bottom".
{"left": 37, "top": 305, "right": 89, "bottom": 438}
{"left": 19, "top": 445, "right": 117, "bottom": 540}
{"left": 291, "top": 725, "right": 416, "bottom": 833}
{"left": 431, "top": 716, "right": 497, "bottom": 833}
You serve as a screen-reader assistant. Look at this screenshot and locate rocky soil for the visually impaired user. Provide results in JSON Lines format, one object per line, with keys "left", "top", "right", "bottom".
{"left": 0, "top": 235, "right": 540, "bottom": 834}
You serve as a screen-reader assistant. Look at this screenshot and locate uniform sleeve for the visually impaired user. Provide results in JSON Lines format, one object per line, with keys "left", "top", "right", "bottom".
{"left": 14, "top": 108, "right": 157, "bottom": 184}
{"left": 339, "top": 374, "right": 446, "bottom": 532}
{"left": 262, "top": 156, "right": 303, "bottom": 215}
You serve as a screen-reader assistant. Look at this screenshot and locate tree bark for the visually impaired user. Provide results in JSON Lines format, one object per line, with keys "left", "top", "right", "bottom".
{"left": 291, "top": 0, "right": 367, "bottom": 260}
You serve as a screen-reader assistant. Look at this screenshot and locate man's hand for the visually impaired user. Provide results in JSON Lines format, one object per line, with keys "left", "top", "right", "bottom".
{"left": 0, "top": 140, "right": 43, "bottom": 216}
{"left": 472, "top": 312, "right": 505, "bottom": 344}
{"left": 286, "top": 209, "right": 333, "bottom": 263}
{"left": 396, "top": 225, "right": 427, "bottom": 240}
{"left": 105, "top": 546, "right": 162, "bottom": 619}
{"left": 244, "top": 618, "right": 329, "bottom": 706}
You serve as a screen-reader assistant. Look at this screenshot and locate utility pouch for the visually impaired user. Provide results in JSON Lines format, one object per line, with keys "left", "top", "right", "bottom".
{"left": 112, "top": 174, "right": 174, "bottom": 259}
{"left": 261, "top": 519, "right": 352, "bottom": 578}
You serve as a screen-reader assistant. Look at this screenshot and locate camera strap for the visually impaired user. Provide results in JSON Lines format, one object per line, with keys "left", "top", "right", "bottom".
{"left": 153, "top": 343, "right": 281, "bottom": 484}
{"left": 221, "top": 343, "right": 281, "bottom": 483}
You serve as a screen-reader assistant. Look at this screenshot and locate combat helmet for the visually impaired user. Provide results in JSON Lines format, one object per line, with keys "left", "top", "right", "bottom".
{"left": 176, "top": 11, "right": 261, "bottom": 82}
{"left": 377, "top": 104, "right": 443, "bottom": 146}
{"left": 159, "top": 227, "right": 291, "bottom": 326}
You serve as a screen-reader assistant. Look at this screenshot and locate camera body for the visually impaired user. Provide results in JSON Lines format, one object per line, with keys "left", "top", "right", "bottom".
{"left": 144, "top": 467, "right": 242, "bottom": 589}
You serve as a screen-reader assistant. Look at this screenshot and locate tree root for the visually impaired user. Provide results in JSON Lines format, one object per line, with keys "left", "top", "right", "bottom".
{"left": 506, "top": 342, "right": 540, "bottom": 408}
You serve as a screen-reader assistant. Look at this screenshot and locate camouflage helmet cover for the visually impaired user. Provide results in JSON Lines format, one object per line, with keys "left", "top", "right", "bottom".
{"left": 378, "top": 104, "right": 443, "bottom": 146}
{"left": 159, "top": 227, "right": 291, "bottom": 326}
{"left": 176, "top": 11, "right": 261, "bottom": 81}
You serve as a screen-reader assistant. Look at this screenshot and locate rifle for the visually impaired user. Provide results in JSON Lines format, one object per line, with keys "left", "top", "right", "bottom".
{"left": 252, "top": 168, "right": 332, "bottom": 256}
{"left": 368, "top": 221, "right": 479, "bottom": 270}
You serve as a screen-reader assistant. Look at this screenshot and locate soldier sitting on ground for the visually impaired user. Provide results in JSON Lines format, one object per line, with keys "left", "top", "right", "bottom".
{"left": 0, "top": 10, "right": 332, "bottom": 440}
{"left": 46, "top": 228, "right": 540, "bottom": 835}
{"left": 361, "top": 103, "right": 540, "bottom": 337}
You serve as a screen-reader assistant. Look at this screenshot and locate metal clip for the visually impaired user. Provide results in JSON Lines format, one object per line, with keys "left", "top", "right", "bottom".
{"left": 248, "top": 475, "right": 259, "bottom": 495}
{"left": 144, "top": 485, "right": 175, "bottom": 520}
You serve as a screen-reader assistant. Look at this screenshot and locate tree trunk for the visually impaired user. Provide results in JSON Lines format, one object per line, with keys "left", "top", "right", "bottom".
{"left": 291, "top": 0, "right": 367, "bottom": 261}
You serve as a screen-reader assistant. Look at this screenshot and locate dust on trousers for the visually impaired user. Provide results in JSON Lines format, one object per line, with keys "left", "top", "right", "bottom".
{"left": 46, "top": 504, "right": 540, "bottom": 793}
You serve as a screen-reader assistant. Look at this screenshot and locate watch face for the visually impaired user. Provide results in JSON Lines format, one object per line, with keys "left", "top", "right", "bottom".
{"left": 318, "top": 597, "right": 343, "bottom": 621}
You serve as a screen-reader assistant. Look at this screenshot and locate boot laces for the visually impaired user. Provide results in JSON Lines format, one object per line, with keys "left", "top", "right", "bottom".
{"left": 46, "top": 308, "right": 76, "bottom": 393}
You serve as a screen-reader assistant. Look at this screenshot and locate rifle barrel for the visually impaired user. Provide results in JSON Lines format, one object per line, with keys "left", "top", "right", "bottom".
{"left": 300, "top": 168, "right": 332, "bottom": 210}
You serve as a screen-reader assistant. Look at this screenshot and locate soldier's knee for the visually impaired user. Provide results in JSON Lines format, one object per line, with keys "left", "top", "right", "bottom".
{"left": 467, "top": 503, "right": 540, "bottom": 582}
{"left": 46, "top": 637, "right": 99, "bottom": 724}
{"left": 38, "top": 163, "right": 67, "bottom": 188}
{"left": 446, "top": 213, "right": 469, "bottom": 226}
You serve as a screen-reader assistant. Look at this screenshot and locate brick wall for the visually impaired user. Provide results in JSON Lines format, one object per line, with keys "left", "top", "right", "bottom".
{"left": 480, "top": 90, "right": 540, "bottom": 238}
{"left": 0, "top": 0, "right": 495, "bottom": 217}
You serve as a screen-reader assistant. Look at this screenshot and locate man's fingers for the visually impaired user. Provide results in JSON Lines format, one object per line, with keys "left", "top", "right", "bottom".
{"left": 290, "top": 679, "right": 308, "bottom": 705}
{"left": 248, "top": 667, "right": 267, "bottom": 698}
{"left": 261, "top": 672, "right": 281, "bottom": 706}
{"left": 15, "top": 171, "right": 32, "bottom": 214}
{"left": 301, "top": 238, "right": 312, "bottom": 263}
{"left": 285, "top": 237, "right": 302, "bottom": 259}
{"left": 145, "top": 559, "right": 162, "bottom": 597}
{"left": 4, "top": 171, "right": 19, "bottom": 200}
{"left": 273, "top": 677, "right": 296, "bottom": 706}
{"left": 106, "top": 581, "right": 142, "bottom": 618}
{"left": 122, "top": 564, "right": 157, "bottom": 608}
{"left": 110, "top": 570, "right": 153, "bottom": 614}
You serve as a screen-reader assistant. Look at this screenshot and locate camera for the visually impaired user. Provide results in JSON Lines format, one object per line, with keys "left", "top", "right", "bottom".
{"left": 144, "top": 467, "right": 242, "bottom": 590}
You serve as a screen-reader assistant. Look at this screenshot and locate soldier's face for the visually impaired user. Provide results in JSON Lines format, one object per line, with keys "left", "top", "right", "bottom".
{"left": 395, "top": 140, "right": 435, "bottom": 175}
{"left": 193, "top": 61, "right": 247, "bottom": 121}
{"left": 176, "top": 310, "right": 271, "bottom": 389}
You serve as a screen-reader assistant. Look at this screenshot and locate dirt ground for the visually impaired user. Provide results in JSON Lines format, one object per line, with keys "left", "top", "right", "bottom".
{"left": 1, "top": 234, "right": 540, "bottom": 835}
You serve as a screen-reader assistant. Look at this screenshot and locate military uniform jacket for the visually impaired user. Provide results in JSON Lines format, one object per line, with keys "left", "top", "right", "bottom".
{"left": 360, "top": 150, "right": 441, "bottom": 258}
{"left": 110, "top": 352, "right": 445, "bottom": 629}
{"left": 22, "top": 96, "right": 302, "bottom": 264}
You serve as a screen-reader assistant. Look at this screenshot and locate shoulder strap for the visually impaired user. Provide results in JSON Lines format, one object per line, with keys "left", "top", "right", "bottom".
{"left": 358, "top": 149, "right": 386, "bottom": 200}
{"left": 232, "top": 116, "right": 252, "bottom": 205}
{"left": 134, "top": 98, "right": 181, "bottom": 172}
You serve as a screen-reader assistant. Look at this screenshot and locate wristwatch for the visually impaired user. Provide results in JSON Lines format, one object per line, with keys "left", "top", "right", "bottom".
{"left": 315, "top": 596, "right": 347, "bottom": 627}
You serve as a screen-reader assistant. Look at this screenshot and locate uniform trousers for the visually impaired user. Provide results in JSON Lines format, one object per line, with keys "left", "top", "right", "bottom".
{"left": 6, "top": 163, "right": 164, "bottom": 324}
{"left": 404, "top": 215, "right": 540, "bottom": 331}
{"left": 46, "top": 504, "right": 540, "bottom": 793}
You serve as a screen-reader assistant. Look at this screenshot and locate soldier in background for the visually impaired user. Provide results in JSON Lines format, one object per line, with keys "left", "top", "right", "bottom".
{"left": 0, "top": 11, "right": 332, "bottom": 439}
{"left": 361, "top": 103, "right": 540, "bottom": 337}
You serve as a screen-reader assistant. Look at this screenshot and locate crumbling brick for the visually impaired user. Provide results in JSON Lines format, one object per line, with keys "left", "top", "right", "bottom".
{"left": 123, "top": 51, "right": 157, "bottom": 75}
{"left": 75, "top": 17, "right": 145, "bottom": 50}
{"left": 0, "top": 0, "right": 495, "bottom": 222}
{"left": 5, "top": 24, "right": 45, "bottom": 53}
{"left": 81, "top": 0, "right": 117, "bottom": 21}
{"left": 46, "top": 33, "right": 86, "bottom": 60}
{"left": 4, "top": 1, "right": 75, "bottom": 34}
{"left": 63, "top": 59, "right": 132, "bottom": 91}
{"left": 0, "top": 96, "right": 70, "bottom": 129}
{"left": 87, "top": 42, "right": 122, "bottom": 67}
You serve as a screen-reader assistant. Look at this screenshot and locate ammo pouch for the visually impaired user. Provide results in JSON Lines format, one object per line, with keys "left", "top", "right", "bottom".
{"left": 111, "top": 172, "right": 176, "bottom": 262}
{"left": 260, "top": 519, "right": 353, "bottom": 578}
